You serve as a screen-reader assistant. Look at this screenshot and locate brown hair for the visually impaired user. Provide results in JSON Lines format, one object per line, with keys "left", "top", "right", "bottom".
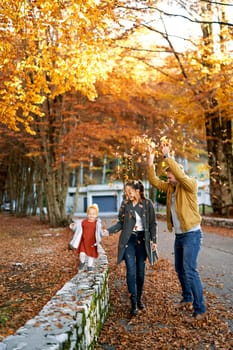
{"left": 125, "top": 180, "right": 146, "bottom": 199}
{"left": 165, "top": 164, "right": 184, "bottom": 173}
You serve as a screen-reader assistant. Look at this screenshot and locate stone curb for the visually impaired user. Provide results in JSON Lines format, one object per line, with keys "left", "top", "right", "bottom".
{"left": 201, "top": 216, "right": 233, "bottom": 229}
{"left": 156, "top": 213, "right": 233, "bottom": 229}
{"left": 1, "top": 247, "right": 109, "bottom": 350}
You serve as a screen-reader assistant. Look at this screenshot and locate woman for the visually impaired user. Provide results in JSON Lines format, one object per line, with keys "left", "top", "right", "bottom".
{"left": 104, "top": 180, "right": 158, "bottom": 316}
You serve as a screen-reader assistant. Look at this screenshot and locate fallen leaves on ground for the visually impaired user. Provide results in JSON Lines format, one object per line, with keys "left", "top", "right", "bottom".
{"left": 0, "top": 213, "right": 77, "bottom": 340}
{"left": 0, "top": 213, "right": 232, "bottom": 349}
{"left": 96, "top": 233, "right": 233, "bottom": 349}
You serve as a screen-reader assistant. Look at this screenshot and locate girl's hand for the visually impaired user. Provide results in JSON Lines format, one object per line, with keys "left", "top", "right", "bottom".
{"left": 69, "top": 223, "right": 75, "bottom": 230}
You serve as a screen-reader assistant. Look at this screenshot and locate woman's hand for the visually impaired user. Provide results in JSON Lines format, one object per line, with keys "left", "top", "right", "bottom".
{"left": 150, "top": 241, "right": 157, "bottom": 252}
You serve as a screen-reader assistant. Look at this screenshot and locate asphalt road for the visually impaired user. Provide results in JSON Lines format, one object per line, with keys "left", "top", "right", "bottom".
{"left": 157, "top": 220, "right": 233, "bottom": 310}
{"left": 101, "top": 215, "right": 233, "bottom": 309}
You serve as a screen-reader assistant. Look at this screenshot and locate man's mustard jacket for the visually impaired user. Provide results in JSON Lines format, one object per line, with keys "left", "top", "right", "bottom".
{"left": 148, "top": 157, "right": 202, "bottom": 233}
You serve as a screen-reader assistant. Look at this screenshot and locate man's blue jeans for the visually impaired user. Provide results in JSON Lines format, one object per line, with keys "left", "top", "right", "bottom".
{"left": 123, "top": 233, "right": 147, "bottom": 298}
{"left": 174, "top": 229, "right": 206, "bottom": 314}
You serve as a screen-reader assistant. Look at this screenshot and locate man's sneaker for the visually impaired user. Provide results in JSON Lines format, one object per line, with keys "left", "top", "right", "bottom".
{"left": 193, "top": 312, "right": 207, "bottom": 321}
{"left": 185, "top": 312, "right": 207, "bottom": 323}
{"left": 79, "top": 262, "right": 85, "bottom": 271}
{"left": 87, "top": 266, "right": 93, "bottom": 272}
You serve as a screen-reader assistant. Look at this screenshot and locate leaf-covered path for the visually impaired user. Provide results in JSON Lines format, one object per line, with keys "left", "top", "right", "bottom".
{"left": 96, "top": 232, "right": 233, "bottom": 350}
{"left": 0, "top": 213, "right": 233, "bottom": 349}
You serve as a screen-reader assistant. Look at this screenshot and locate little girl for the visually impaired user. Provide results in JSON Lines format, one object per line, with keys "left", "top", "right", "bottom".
{"left": 69, "top": 204, "right": 103, "bottom": 272}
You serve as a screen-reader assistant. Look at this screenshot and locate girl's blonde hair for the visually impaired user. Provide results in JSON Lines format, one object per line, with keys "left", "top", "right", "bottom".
{"left": 87, "top": 203, "right": 99, "bottom": 216}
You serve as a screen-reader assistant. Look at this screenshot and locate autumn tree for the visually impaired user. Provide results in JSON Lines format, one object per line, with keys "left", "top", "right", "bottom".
{"left": 1, "top": 0, "right": 232, "bottom": 226}
{"left": 162, "top": 0, "right": 233, "bottom": 215}
{"left": 0, "top": 0, "right": 119, "bottom": 225}
{"left": 198, "top": 0, "right": 233, "bottom": 215}
{"left": 0, "top": 0, "right": 192, "bottom": 225}
{"left": 113, "top": 0, "right": 233, "bottom": 215}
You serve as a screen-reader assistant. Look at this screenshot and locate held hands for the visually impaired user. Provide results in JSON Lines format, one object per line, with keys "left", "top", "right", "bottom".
{"left": 102, "top": 229, "right": 109, "bottom": 236}
{"left": 69, "top": 223, "right": 75, "bottom": 230}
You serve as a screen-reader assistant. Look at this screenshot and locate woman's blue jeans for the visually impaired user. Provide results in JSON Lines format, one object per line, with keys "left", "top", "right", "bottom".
{"left": 174, "top": 229, "right": 206, "bottom": 314}
{"left": 123, "top": 233, "right": 147, "bottom": 299}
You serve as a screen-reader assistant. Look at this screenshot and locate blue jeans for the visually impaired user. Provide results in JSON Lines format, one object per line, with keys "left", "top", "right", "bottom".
{"left": 174, "top": 229, "right": 206, "bottom": 314}
{"left": 123, "top": 234, "right": 147, "bottom": 298}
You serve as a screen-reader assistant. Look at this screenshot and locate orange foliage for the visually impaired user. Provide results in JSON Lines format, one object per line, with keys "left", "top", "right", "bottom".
{"left": 0, "top": 0, "right": 116, "bottom": 132}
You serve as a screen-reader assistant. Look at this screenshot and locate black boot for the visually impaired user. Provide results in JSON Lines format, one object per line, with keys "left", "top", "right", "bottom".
{"left": 137, "top": 294, "right": 145, "bottom": 310}
{"left": 130, "top": 295, "right": 138, "bottom": 316}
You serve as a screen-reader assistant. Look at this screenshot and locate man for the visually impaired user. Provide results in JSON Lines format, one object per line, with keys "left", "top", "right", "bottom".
{"left": 147, "top": 139, "right": 206, "bottom": 321}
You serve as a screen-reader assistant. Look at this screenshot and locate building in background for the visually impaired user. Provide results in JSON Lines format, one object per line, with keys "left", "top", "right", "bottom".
{"left": 66, "top": 156, "right": 211, "bottom": 215}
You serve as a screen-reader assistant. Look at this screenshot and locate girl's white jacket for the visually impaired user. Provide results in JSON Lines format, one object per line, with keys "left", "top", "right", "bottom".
{"left": 69, "top": 218, "right": 103, "bottom": 251}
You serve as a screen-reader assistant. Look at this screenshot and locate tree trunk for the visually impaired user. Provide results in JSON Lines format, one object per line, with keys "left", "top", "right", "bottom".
{"left": 44, "top": 162, "right": 69, "bottom": 227}
{"left": 201, "top": 5, "right": 233, "bottom": 216}
{"left": 205, "top": 112, "right": 233, "bottom": 215}
{"left": 37, "top": 94, "right": 72, "bottom": 227}
{"left": 7, "top": 151, "right": 36, "bottom": 216}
